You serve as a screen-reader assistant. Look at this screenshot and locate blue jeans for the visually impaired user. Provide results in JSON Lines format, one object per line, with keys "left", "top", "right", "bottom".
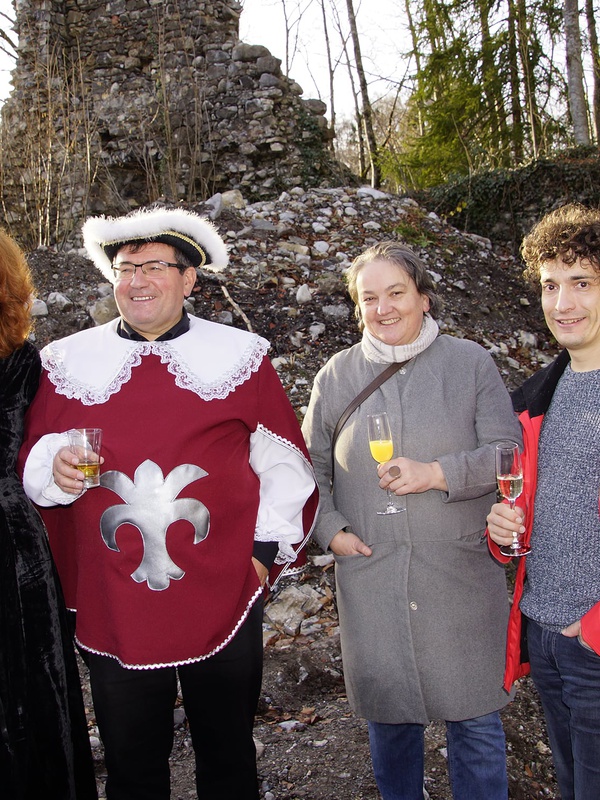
{"left": 368, "top": 712, "right": 508, "bottom": 800}
{"left": 527, "top": 618, "right": 600, "bottom": 800}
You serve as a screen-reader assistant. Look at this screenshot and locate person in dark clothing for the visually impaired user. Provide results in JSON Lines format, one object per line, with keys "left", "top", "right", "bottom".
{"left": 0, "top": 228, "right": 97, "bottom": 799}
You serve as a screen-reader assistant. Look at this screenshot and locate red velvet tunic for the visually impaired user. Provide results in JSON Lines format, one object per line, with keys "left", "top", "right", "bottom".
{"left": 20, "top": 320, "right": 317, "bottom": 668}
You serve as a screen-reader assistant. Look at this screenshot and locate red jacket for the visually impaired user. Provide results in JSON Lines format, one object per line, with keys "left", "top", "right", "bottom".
{"left": 488, "top": 349, "right": 600, "bottom": 691}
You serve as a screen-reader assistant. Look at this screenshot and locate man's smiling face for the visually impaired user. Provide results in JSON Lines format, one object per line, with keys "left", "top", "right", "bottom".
{"left": 540, "top": 257, "right": 600, "bottom": 369}
{"left": 112, "top": 242, "right": 196, "bottom": 340}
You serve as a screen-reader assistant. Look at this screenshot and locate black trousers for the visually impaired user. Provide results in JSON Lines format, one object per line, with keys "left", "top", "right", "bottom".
{"left": 84, "top": 599, "right": 263, "bottom": 800}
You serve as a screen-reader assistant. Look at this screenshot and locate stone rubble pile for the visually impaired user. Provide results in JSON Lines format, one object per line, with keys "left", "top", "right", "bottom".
{"left": 28, "top": 184, "right": 557, "bottom": 413}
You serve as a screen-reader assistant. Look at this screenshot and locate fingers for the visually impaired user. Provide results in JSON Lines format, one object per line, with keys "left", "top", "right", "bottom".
{"left": 329, "top": 530, "right": 372, "bottom": 557}
{"left": 560, "top": 620, "right": 581, "bottom": 638}
{"left": 53, "top": 447, "right": 86, "bottom": 494}
{"left": 487, "top": 503, "right": 524, "bottom": 529}
{"left": 378, "top": 458, "right": 404, "bottom": 487}
{"left": 355, "top": 540, "right": 373, "bottom": 557}
{"left": 378, "top": 458, "right": 431, "bottom": 494}
{"left": 486, "top": 503, "right": 524, "bottom": 546}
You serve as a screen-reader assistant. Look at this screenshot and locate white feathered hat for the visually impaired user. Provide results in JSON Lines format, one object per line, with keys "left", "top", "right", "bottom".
{"left": 82, "top": 205, "right": 230, "bottom": 282}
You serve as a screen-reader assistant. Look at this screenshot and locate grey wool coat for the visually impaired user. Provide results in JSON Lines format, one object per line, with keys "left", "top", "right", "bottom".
{"left": 302, "top": 334, "right": 522, "bottom": 724}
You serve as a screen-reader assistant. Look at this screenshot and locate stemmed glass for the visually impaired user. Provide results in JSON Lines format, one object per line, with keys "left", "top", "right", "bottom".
{"left": 495, "top": 442, "right": 530, "bottom": 557}
{"left": 367, "top": 412, "right": 405, "bottom": 516}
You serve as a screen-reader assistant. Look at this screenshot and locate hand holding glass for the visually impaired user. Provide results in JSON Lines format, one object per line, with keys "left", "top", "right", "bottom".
{"left": 367, "top": 412, "right": 404, "bottom": 516}
{"left": 495, "top": 442, "right": 530, "bottom": 557}
{"left": 68, "top": 428, "right": 103, "bottom": 488}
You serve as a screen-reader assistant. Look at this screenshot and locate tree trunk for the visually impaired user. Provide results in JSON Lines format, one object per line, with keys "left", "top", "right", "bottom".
{"left": 516, "top": 0, "right": 541, "bottom": 157}
{"left": 479, "top": 0, "right": 507, "bottom": 159}
{"left": 344, "top": 0, "right": 381, "bottom": 187}
{"left": 404, "top": 0, "right": 424, "bottom": 137}
{"left": 507, "top": 0, "right": 524, "bottom": 161}
{"left": 319, "top": 0, "right": 336, "bottom": 141}
{"left": 585, "top": 0, "right": 600, "bottom": 141}
{"left": 564, "top": 0, "right": 592, "bottom": 145}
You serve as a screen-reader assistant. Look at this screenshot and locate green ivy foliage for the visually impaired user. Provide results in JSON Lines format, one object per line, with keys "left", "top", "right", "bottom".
{"left": 412, "top": 147, "right": 600, "bottom": 244}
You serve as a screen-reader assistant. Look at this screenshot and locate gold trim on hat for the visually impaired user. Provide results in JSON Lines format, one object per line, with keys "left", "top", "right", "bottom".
{"left": 103, "top": 229, "right": 207, "bottom": 267}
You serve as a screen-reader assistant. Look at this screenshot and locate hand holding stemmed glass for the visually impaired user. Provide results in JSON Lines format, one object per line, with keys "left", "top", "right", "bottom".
{"left": 495, "top": 442, "right": 530, "bottom": 557}
{"left": 367, "top": 412, "right": 405, "bottom": 516}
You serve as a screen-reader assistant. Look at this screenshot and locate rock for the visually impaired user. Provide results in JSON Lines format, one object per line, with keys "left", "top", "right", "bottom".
{"left": 322, "top": 304, "right": 350, "bottom": 318}
{"left": 519, "top": 330, "right": 538, "bottom": 348}
{"left": 89, "top": 295, "right": 118, "bottom": 325}
{"left": 357, "top": 187, "right": 390, "bottom": 200}
{"left": 173, "top": 707, "right": 186, "bottom": 727}
{"left": 309, "top": 322, "right": 326, "bottom": 340}
{"left": 47, "top": 291, "right": 72, "bottom": 310}
{"left": 278, "top": 720, "right": 305, "bottom": 732}
{"left": 309, "top": 554, "right": 334, "bottom": 567}
{"left": 264, "top": 584, "right": 326, "bottom": 635}
{"left": 31, "top": 298, "right": 48, "bottom": 316}
{"left": 221, "top": 189, "right": 246, "bottom": 209}
{"left": 280, "top": 242, "right": 311, "bottom": 257}
{"left": 296, "top": 284, "right": 313, "bottom": 304}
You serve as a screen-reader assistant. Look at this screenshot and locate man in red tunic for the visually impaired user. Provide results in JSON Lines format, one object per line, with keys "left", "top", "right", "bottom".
{"left": 19, "top": 205, "right": 318, "bottom": 800}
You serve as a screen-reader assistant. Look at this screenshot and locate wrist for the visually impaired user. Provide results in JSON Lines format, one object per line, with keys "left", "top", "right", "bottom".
{"left": 430, "top": 460, "right": 448, "bottom": 492}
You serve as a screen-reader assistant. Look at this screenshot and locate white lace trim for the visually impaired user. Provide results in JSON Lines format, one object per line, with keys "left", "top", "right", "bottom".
{"left": 74, "top": 585, "right": 264, "bottom": 669}
{"left": 253, "top": 422, "right": 313, "bottom": 467}
{"left": 43, "top": 346, "right": 143, "bottom": 406}
{"left": 42, "top": 324, "right": 269, "bottom": 406}
{"left": 160, "top": 340, "right": 267, "bottom": 401}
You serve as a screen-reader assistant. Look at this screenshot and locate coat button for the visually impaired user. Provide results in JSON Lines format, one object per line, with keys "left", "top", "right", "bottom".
{"left": 409, "top": 601, "right": 418, "bottom": 610}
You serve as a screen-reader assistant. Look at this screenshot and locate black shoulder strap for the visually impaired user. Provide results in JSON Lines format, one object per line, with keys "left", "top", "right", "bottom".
{"left": 330, "top": 360, "right": 408, "bottom": 487}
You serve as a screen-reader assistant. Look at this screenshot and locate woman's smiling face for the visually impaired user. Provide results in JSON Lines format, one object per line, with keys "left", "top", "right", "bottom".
{"left": 356, "top": 259, "right": 430, "bottom": 347}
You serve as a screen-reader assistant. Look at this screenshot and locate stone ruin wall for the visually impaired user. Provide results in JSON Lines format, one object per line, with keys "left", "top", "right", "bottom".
{"left": 0, "top": 0, "right": 342, "bottom": 247}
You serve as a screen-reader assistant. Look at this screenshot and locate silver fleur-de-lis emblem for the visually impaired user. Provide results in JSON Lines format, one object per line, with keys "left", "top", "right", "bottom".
{"left": 99, "top": 460, "right": 210, "bottom": 591}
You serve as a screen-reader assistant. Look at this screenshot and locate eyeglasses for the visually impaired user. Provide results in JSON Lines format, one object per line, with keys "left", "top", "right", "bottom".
{"left": 111, "top": 260, "right": 185, "bottom": 280}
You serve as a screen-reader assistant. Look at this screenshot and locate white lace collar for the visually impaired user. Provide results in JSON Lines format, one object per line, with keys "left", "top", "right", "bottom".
{"left": 41, "top": 317, "right": 269, "bottom": 406}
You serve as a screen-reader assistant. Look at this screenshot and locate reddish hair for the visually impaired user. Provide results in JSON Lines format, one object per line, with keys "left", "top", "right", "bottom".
{"left": 0, "top": 230, "right": 35, "bottom": 358}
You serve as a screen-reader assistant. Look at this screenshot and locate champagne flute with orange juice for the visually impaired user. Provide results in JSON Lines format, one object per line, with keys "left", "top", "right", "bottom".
{"left": 367, "top": 412, "right": 405, "bottom": 515}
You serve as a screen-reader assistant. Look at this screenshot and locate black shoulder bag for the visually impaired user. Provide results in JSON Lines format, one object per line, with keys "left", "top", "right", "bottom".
{"left": 329, "top": 360, "right": 409, "bottom": 488}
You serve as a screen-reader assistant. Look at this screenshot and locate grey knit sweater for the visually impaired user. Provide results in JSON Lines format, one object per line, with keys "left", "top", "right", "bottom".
{"left": 521, "top": 366, "right": 600, "bottom": 629}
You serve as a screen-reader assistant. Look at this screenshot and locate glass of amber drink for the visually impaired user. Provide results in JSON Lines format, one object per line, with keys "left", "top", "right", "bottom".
{"left": 68, "top": 428, "right": 103, "bottom": 488}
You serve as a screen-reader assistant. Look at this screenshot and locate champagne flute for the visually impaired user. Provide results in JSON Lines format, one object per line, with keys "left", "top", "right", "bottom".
{"left": 367, "top": 412, "right": 405, "bottom": 516}
{"left": 495, "top": 442, "right": 530, "bottom": 557}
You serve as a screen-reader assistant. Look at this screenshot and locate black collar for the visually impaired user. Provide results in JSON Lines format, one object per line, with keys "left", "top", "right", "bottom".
{"left": 511, "top": 349, "right": 570, "bottom": 418}
{"left": 116, "top": 310, "right": 191, "bottom": 342}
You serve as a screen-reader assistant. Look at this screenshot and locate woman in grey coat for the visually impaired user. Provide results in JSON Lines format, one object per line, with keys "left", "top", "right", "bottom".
{"left": 302, "top": 242, "right": 522, "bottom": 800}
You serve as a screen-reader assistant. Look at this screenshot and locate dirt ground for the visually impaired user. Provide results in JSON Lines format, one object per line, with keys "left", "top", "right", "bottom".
{"left": 84, "top": 554, "right": 560, "bottom": 800}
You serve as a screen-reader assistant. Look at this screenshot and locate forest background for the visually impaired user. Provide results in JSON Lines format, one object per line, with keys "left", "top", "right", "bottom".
{"left": 2, "top": 0, "right": 600, "bottom": 205}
